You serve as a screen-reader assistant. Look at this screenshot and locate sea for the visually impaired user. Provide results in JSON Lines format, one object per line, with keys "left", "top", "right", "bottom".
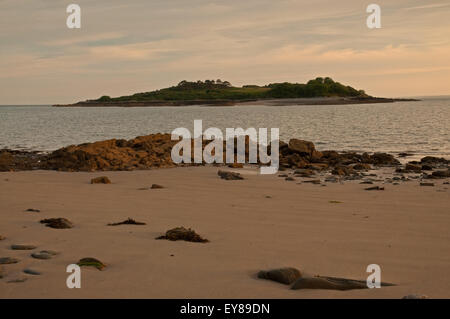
{"left": 1, "top": 96, "right": 449, "bottom": 161}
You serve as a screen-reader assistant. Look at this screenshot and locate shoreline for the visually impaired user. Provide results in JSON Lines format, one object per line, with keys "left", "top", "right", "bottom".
{"left": 53, "top": 97, "right": 420, "bottom": 107}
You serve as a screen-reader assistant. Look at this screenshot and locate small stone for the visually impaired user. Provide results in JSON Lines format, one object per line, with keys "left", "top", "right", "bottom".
{"left": 25, "top": 208, "right": 40, "bottom": 213}
{"left": 258, "top": 268, "right": 302, "bottom": 285}
{"left": 91, "top": 176, "right": 111, "bottom": 184}
{"left": 40, "top": 250, "right": 59, "bottom": 256}
{"left": 0, "top": 235, "right": 5, "bottom": 241}
{"left": 31, "top": 252, "right": 53, "bottom": 260}
{"left": 364, "top": 186, "right": 384, "bottom": 191}
{"left": 278, "top": 174, "right": 288, "bottom": 178}
{"left": 11, "top": 244, "right": 37, "bottom": 250}
{"left": 24, "top": 268, "right": 41, "bottom": 276}
{"left": 151, "top": 184, "right": 164, "bottom": 189}
{"left": 0, "top": 257, "right": 20, "bottom": 264}
{"left": 218, "top": 170, "right": 243, "bottom": 180}
{"left": 156, "top": 227, "right": 209, "bottom": 243}
{"left": 0, "top": 266, "right": 5, "bottom": 278}
{"left": 77, "top": 257, "right": 106, "bottom": 271}
{"left": 420, "top": 182, "right": 434, "bottom": 187}
{"left": 303, "top": 179, "right": 321, "bottom": 184}
{"left": 285, "top": 177, "right": 295, "bottom": 181}
{"left": 40, "top": 218, "right": 73, "bottom": 229}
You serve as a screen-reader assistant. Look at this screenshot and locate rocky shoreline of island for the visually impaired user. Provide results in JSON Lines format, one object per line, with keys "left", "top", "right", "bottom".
{"left": 53, "top": 96, "right": 419, "bottom": 107}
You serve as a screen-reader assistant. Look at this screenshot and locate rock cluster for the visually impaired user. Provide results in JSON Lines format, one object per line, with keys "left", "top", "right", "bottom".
{"left": 2, "top": 134, "right": 448, "bottom": 177}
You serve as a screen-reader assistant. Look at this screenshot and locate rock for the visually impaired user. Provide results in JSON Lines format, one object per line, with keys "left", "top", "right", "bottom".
{"left": 405, "top": 163, "right": 422, "bottom": 172}
{"left": 258, "top": 268, "right": 302, "bottom": 285}
{"left": 365, "top": 186, "right": 384, "bottom": 191}
{"left": 91, "top": 176, "right": 111, "bottom": 184}
{"left": 360, "top": 181, "right": 374, "bottom": 184}
{"left": 0, "top": 257, "right": 20, "bottom": 264}
{"left": 11, "top": 244, "right": 37, "bottom": 250}
{"left": 25, "top": 208, "right": 40, "bottom": 213}
{"left": 278, "top": 174, "right": 288, "bottom": 178}
{"left": 107, "top": 218, "right": 146, "bottom": 226}
{"left": 431, "top": 170, "right": 450, "bottom": 178}
{"left": 156, "top": 227, "right": 209, "bottom": 243}
{"left": 43, "top": 134, "right": 178, "bottom": 171}
{"left": 151, "top": 184, "right": 164, "bottom": 189}
{"left": 40, "top": 218, "right": 73, "bottom": 229}
{"left": 421, "top": 164, "right": 433, "bottom": 171}
{"left": 420, "top": 156, "right": 449, "bottom": 165}
{"left": 218, "top": 170, "right": 243, "bottom": 180}
{"left": 285, "top": 177, "right": 295, "bottom": 181}
{"left": 77, "top": 257, "right": 106, "bottom": 271}
{"left": 0, "top": 235, "right": 5, "bottom": 241}
{"left": 0, "top": 266, "right": 5, "bottom": 278}
{"left": 303, "top": 179, "right": 321, "bottom": 184}
{"left": 291, "top": 275, "right": 395, "bottom": 291}
{"left": 40, "top": 250, "right": 59, "bottom": 256}
{"left": 228, "top": 163, "right": 243, "bottom": 168}
{"left": 420, "top": 183, "right": 434, "bottom": 187}
{"left": 332, "top": 166, "right": 355, "bottom": 176}
{"left": 31, "top": 252, "right": 53, "bottom": 260}
{"left": 24, "top": 268, "right": 41, "bottom": 276}
{"left": 288, "top": 139, "right": 316, "bottom": 156}
{"left": 352, "top": 163, "right": 372, "bottom": 170}
{"left": 402, "top": 294, "right": 430, "bottom": 299}
{"left": 369, "top": 153, "right": 400, "bottom": 166}
{"left": 398, "top": 152, "right": 413, "bottom": 157}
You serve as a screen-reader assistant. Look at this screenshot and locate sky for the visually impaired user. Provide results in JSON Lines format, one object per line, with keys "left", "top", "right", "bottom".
{"left": 1, "top": 0, "right": 449, "bottom": 104}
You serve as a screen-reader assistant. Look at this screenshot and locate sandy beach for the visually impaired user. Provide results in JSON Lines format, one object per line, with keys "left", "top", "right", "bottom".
{"left": 1, "top": 166, "right": 449, "bottom": 298}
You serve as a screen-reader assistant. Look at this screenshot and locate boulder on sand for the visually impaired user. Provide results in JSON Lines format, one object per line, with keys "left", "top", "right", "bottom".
{"left": 258, "top": 268, "right": 302, "bottom": 285}
{"left": 40, "top": 218, "right": 74, "bottom": 229}
{"left": 91, "top": 176, "right": 111, "bottom": 184}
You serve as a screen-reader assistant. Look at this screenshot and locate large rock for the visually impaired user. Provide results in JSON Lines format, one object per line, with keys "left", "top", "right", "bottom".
{"left": 258, "top": 268, "right": 301, "bottom": 285}
{"left": 287, "top": 139, "right": 322, "bottom": 160}
{"left": 42, "top": 134, "right": 178, "bottom": 171}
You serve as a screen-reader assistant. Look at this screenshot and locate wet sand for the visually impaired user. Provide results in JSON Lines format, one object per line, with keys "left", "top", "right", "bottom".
{"left": 0, "top": 166, "right": 449, "bottom": 298}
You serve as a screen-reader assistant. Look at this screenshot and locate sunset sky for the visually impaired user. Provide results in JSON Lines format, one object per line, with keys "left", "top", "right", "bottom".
{"left": 1, "top": 0, "right": 449, "bottom": 104}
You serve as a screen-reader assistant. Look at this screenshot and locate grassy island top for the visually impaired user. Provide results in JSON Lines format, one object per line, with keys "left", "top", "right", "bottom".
{"left": 92, "top": 77, "right": 368, "bottom": 103}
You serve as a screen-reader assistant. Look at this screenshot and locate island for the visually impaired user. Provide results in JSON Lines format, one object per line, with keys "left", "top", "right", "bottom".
{"left": 54, "top": 77, "right": 419, "bottom": 107}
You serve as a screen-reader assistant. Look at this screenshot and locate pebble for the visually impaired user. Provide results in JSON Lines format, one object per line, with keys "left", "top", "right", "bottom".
{"left": 11, "top": 244, "right": 37, "bottom": 250}
{"left": 31, "top": 252, "right": 53, "bottom": 260}
{"left": 0, "top": 257, "right": 20, "bottom": 264}
{"left": 25, "top": 208, "right": 40, "bottom": 213}
{"left": 24, "top": 268, "right": 42, "bottom": 276}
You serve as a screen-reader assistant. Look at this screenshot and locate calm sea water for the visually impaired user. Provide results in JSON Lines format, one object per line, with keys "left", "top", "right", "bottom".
{"left": 1, "top": 97, "right": 449, "bottom": 160}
